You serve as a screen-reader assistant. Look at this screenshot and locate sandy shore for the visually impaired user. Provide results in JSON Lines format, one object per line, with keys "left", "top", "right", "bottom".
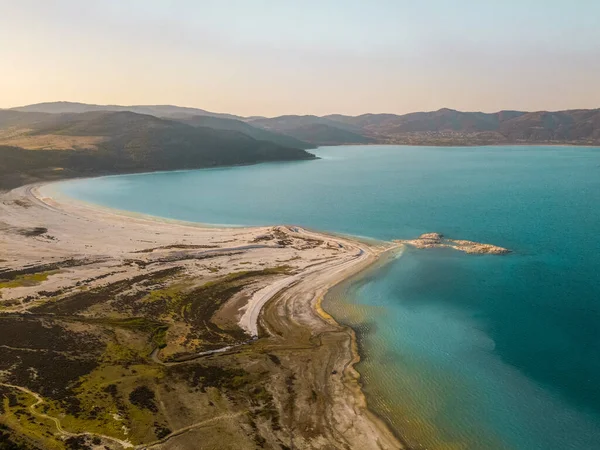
{"left": 0, "top": 183, "right": 403, "bottom": 449}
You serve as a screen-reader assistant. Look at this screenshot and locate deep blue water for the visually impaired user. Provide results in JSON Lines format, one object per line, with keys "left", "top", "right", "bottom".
{"left": 54, "top": 145, "right": 600, "bottom": 449}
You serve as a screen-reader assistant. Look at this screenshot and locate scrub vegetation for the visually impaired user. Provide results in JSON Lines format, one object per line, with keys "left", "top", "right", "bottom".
{"left": 0, "top": 265, "right": 299, "bottom": 449}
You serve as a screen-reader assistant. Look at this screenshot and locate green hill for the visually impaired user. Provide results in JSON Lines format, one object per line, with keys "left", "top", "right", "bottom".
{"left": 0, "top": 111, "right": 316, "bottom": 190}
{"left": 247, "top": 115, "right": 373, "bottom": 145}
{"left": 174, "top": 115, "right": 315, "bottom": 149}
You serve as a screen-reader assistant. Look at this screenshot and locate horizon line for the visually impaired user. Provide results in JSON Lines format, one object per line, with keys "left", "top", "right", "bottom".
{"left": 3, "top": 100, "right": 600, "bottom": 119}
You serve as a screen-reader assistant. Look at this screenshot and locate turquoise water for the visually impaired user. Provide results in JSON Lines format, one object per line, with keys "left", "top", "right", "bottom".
{"left": 56, "top": 145, "right": 600, "bottom": 449}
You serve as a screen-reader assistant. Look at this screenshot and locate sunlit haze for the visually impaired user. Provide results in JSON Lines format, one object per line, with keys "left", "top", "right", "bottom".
{"left": 2, "top": 0, "right": 599, "bottom": 116}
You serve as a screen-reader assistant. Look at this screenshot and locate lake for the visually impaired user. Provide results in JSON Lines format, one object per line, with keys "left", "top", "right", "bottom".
{"left": 56, "top": 145, "right": 600, "bottom": 449}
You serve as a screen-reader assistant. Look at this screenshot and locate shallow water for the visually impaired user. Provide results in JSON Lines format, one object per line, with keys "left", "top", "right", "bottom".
{"left": 56, "top": 145, "right": 600, "bottom": 449}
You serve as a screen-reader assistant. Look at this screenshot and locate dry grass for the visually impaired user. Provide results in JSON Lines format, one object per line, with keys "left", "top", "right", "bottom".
{"left": 0, "top": 128, "right": 106, "bottom": 150}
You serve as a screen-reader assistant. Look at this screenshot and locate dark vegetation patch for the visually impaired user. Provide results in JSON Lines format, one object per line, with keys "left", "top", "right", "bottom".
{"left": 81, "top": 316, "right": 165, "bottom": 333}
{"left": 103, "top": 384, "right": 118, "bottom": 398}
{"left": 133, "top": 244, "right": 219, "bottom": 253}
{"left": 11, "top": 199, "right": 32, "bottom": 208}
{"left": 99, "top": 384, "right": 127, "bottom": 417}
{"left": 267, "top": 354, "right": 281, "bottom": 366}
{"left": 64, "top": 435, "right": 91, "bottom": 450}
{"left": 0, "top": 258, "right": 100, "bottom": 282}
{"left": 0, "top": 386, "right": 17, "bottom": 414}
{"left": 274, "top": 228, "right": 323, "bottom": 249}
{"left": 130, "top": 250, "right": 244, "bottom": 268}
{"left": 170, "top": 267, "right": 292, "bottom": 353}
{"left": 0, "top": 317, "right": 102, "bottom": 400}
{"left": 1, "top": 347, "right": 98, "bottom": 401}
{"left": 128, "top": 386, "right": 157, "bottom": 412}
{"left": 254, "top": 434, "right": 267, "bottom": 447}
{"left": 37, "top": 289, "right": 64, "bottom": 297}
{"left": 16, "top": 227, "right": 47, "bottom": 237}
{"left": 32, "top": 267, "right": 182, "bottom": 314}
{"left": 74, "top": 271, "right": 118, "bottom": 286}
{"left": 170, "top": 364, "right": 250, "bottom": 392}
{"left": 170, "top": 361, "right": 282, "bottom": 432}
{"left": 153, "top": 423, "right": 171, "bottom": 439}
{"left": 77, "top": 317, "right": 170, "bottom": 350}
{"left": 249, "top": 385, "right": 281, "bottom": 429}
{"left": 151, "top": 326, "right": 169, "bottom": 349}
{"left": 252, "top": 234, "right": 275, "bottom": 243}
{"left": 0, "top": 424, "right": 40, "bottom": 450}
{"left": 0, "top": 316, "right": 100, "bottom": 351}
{"left": 272, "top": 228, "right": 294, "bottom": 246}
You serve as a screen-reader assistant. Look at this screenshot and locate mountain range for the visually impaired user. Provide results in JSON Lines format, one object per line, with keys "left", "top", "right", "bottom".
{"left": 2, "top": 101, "right": 599, "bottom": 189}
{"left": 9, "top": 101, "right": 600, "bottom": 146}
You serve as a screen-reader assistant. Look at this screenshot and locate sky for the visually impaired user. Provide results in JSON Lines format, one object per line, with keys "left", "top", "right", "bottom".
{"left": 1, "top": 0, "right": 599, "bottom": 117}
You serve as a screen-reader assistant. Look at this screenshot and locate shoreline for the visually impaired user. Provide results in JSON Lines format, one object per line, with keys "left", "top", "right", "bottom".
{"left": 37, "top": 181, "right": 247, "bottom": 230}
{"left": 0, "top": 180, "right": 404, "bottom": 449}
{"left": 319, "top": 245, "right": 412, "bottom": 445}
{"left": 318, "top": 245, "right": 413, "bottom": 448}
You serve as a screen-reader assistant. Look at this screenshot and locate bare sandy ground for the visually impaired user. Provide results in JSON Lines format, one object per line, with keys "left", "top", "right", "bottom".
{"left": 0, "top": 183, "right": 403, "bottom": 449}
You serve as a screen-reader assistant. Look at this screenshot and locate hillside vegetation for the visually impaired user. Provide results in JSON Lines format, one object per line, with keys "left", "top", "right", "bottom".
{"left": 247, "top": 115, "right": 373, "bottom": 146}
{"left": 0, "top": 110, "right": 315, "bottom": 190}
{"left": 174, "top": 115, "right": 315, "bottom": 149}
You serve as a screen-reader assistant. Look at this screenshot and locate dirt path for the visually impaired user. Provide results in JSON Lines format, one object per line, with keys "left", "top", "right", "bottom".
{"left": 0, "top": 383, "right": 134, "bottom": 448}
{"left": 1, "top": 382, "right": 244, "bottom": 449}
{"left": 136, "top": 412, "right": 245, "bottom": 449}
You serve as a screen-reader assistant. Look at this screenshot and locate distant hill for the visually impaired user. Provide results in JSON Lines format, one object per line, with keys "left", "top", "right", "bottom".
{"left": 324, "top": 108, "right": 600, "bottom": 145}
{"left": 247, "top": 115, "right": 373, "bottom": 145}
{"left": 247, "top": 108, "right": 600, "bottom": 146}
{"left": 174, "top": 115, "right": 315, "bottom": 149}
{"left": 0, "top": 110, "right": 316, "bottom": 190}
{"left": 264, "top": 123, "right": 374, "bottom": 146}
{"left": 497, "top": 109, "right": 600, "bottom": 142}
{"left": 0, "top": 110, "right": 54, "bottom": 128}
{"left": 11, "top": 101, "right": 241, "bottom": 120}
{"left": 325, "top": 109, "right": 520, "bottom": 132}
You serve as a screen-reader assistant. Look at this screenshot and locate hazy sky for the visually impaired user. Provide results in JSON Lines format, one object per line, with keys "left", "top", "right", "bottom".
{"left": 2, "top": 0, "right": 599, "bottom": 116}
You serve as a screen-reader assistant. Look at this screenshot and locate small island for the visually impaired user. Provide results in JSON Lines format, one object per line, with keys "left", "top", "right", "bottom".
{"left": 396, "top": 232, "right": 510, "bottom": 255}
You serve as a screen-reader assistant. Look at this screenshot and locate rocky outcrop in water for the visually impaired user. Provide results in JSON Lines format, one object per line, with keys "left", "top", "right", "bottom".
{"left": 396, "top": 233, "right": 510, "bottom": 255}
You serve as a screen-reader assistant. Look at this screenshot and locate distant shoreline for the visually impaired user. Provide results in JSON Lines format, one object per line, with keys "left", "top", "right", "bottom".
{"left": 325, "top": 142, "right": 600, "bottom": 148}
{"left": 4, "top": 141, "right": 600, "bottom": 192}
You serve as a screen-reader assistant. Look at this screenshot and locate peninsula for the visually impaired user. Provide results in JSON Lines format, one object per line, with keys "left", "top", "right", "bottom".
{"left": 0, "top": 184, "right": 402, "bottom": 449}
